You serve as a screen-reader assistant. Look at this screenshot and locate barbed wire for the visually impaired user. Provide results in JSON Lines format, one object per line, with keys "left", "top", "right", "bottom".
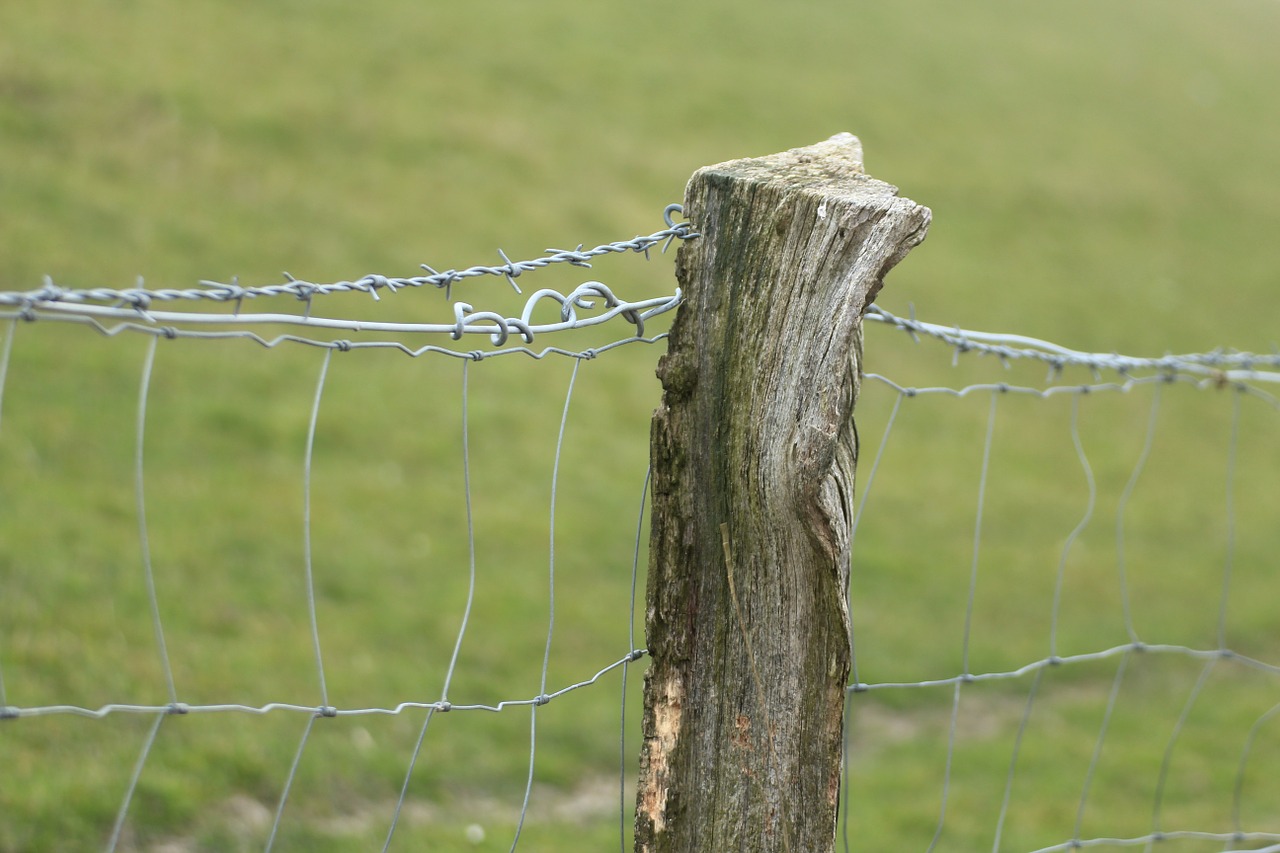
{"left": 862, "top": 371, "right": 1280, "bottom": 410}
{"left": 0, "top": 204, "right": 697, "bottom": 311}
{"left": 6, "top": 209, "right": 1280, "bottom": 850}
{"left": 866, "top": 304, "right": 1280, "bottom": 385}
{"left": 0, "top": 205, "right": 697, "bottom": 360}
{"left": 2, "top": 281, "right": 683, "bottom": 350}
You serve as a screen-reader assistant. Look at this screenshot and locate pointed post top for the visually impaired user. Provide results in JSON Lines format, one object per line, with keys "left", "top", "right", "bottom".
{"left": 691, "top": 133, "right": 877, "bottom": 200}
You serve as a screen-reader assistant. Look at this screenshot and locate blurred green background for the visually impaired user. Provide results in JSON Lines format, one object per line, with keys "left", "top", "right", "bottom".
{"left": 1, "top": 0, "right": 1278, "bottom": 850}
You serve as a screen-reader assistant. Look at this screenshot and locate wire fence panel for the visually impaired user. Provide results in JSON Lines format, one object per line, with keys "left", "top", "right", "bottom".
{"left": 844, "top": 311, "right": 1280, "bottom": 852}
{"left": 0, "top": 210, "right": 692, "bottom": 852}
{"left": 2, "top": 203, "right": 1278, "bottom": 851}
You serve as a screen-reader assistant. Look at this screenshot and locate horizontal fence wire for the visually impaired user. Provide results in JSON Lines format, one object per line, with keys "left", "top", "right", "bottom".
{"left": 866, "top": 304, "right": 1280, "bottom": 389}
{"left": 0, "top": 205, "right": 697, "bottom": 357}
{"left": 1, "top": 205, "right": 696, "bottom": 309}
{"left": 0, "top": 647, "right": 640, "bottom": 719}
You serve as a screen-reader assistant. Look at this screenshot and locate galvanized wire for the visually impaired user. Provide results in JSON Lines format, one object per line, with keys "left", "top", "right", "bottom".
{"left": 0, "top": 317, "right": 14, "bottom": 713}
{"left": 5, "top": 280, "right": 680, "bottom": 345}
{"left": 5, "top": 226, "right": 1280, "bottom": 850}
{"left": 866, "top": 303, "right": 1280, "bottom": 385}
{"left": 0, "top": 216, "right": 677, "bottom": 847}
{"left": 1049, "top": 394, "right": 1097, "bottom": 661}
{"left": 510, "top": 358, "right": 581, "bottom": 853}
{"left": 845, "top": 315, "right": 1280, "bottom": 853}
{"left": 0, "top": 205, "right": 696, "bottom": 311}
{"left": 620, "top": 467, "right": 651, "bottom": 853}
{"left": 106, "top": 712, "right": 166, "bottom": 853}
{"left": 383, "top": 358, "right": 481, "bottom": 851}
{"left": 0, "top": 207, "right": 695, "bottom": 361}
{"left": 135, "top": 335, "right": 178, "bottom": 705}
{"left": 302, "top": 349, "right": 333, "bottom": 712}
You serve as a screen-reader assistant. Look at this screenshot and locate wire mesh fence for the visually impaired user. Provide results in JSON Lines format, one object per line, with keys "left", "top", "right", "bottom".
{"left": 0, "top": 210, "right": 693, "bottom": 852}
{"left": 1, "top": 207, "right": 1278, "bottom": 851}
{"left": 844, "top": 309, "right": 1280, "bottom": 852}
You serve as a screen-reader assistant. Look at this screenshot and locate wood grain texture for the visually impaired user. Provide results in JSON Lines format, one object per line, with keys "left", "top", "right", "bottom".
{"left": 635, "top": 134, "right": 930, "bottom": 853}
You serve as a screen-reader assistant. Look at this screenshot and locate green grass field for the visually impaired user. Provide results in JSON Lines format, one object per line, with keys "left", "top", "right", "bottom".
{"left": 2, "top": 1, "right": 1279, "bottom": 850}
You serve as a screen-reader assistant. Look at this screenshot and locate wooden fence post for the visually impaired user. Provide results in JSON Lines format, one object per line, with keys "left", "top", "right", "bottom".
{"left": 635, "top": 134, "right": 930, "bottom": 853}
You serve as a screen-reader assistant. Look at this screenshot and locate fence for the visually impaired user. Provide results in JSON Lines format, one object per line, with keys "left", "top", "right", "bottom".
{"left": 0, "top": 202, "right": 693, "bottom": 851}
{"left": 1, "top": 136, "right": 1278, "bottom": 852}
{"left": 846, "top": 306, "right": 1280, "bottom": 852}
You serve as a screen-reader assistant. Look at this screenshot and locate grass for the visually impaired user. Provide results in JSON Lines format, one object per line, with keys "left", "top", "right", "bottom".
{"left": 2, "top": 0, "right": 1279, "bottom": 850}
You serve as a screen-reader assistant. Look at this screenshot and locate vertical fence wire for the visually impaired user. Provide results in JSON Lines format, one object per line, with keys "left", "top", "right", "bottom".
{"left": 105, "top": 711, "right": 167, "bottom": 853}
{"left": 1215, "top": 388, "right": 1242, "bottom": 651}
{"left": 961, "top": 390, "right": 999, "bottom": 679}
{"left": 383, "top": 357, "right": 482, "bottom": 851}
{"left": 843, "top": 388, "right": 906, "bottom": 852}
{"left": 991, "top": 667, "right": 1046, "bottom": 853}
{"left": 1071, "top": 650, "right": 1132, "bottom": 845}
{"left": 848, "top": 389, "right": 906, "bottom": 689}
{"left": 927, "top": 389, "right": 1000, "bottom": 853}
{"left": 0, "top": 318, "right": 13, "bottom": 433}
{"left": 620, "top": 467, "right": 651, "bottom": 853}
{"left": 109, "top": 336, "right": 177, "bottom": 848}
{"left": 1113, "top": 384, "right": 1163, "bottom": 647}
{"left": 302, "top": 348, "right": 333, "bottom": 711}
{"left": 0, "top": 318, "right": 13, "bottom": 711}
{"left": 266, "top": 713, "right": 319, "bottom": 851}
{"left": 443, "top": 358, "right": 480, "bottom": 711}
{"left": 1232, "top": 702, "right": 1280, "bottom": 836}
{"left": 1145, "top": 659, "right": 1217, "bottom": 851}
{"left": 135, "top": 335, "right": 178, "bottom": 706}
{"left": 1049, "top": 393, "right": 1097, "bottom": 660}
{"left": 509, "top": 355, "right": 582, "bottom": 852}
{"left": 262, "top": 348, "right": 337, "bottom": 848}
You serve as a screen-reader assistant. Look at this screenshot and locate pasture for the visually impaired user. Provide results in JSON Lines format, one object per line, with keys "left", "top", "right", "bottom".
{"left": 1, "top": 1, "right": 1278, "bottom": 850}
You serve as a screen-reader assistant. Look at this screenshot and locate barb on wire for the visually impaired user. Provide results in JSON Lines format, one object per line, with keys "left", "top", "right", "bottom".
{"left": 866, "top": 304, "right": 1280, "bottom": 384}
{"left": 5, "top": 283, "right": 683, "bottom": 349}
{"left": 0, "top": 206, "right": 698, "bottom": 312}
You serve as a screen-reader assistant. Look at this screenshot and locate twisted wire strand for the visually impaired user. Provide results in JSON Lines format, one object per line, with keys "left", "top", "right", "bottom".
{"left": 6, "top": 270, "right": 1279, "bottom": 848}
{"left": 866, "top": 304, "right": 1280, "bottom": 383}
{"left": 0, "top": 206, "right": 696, "bottom": 311}
{"left": 5, "top": 282, "right": 684, "bottom": 346}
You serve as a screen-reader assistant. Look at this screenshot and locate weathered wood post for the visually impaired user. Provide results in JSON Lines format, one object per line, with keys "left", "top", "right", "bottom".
{"left": 636, "top": 134, "right": 930, "bottom": 853}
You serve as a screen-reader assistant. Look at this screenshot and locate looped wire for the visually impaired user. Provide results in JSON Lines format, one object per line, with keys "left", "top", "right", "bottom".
{"left": 451, "top": 303, "right": 535, "bottom": 347}
{"left": 662, "top": 203, "right": 699, "bottom": 250}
